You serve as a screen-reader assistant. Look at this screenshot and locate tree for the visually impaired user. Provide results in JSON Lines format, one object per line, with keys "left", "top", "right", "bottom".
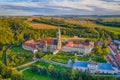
{"left": 48, "top": 65, "right": 54, "bottom": 72}
{"left": 11, "top": 73, "right": 26, "bottom": 80}
{"left": 71, "top": 56, "right": 77, "bottom": 62}
{"left": 70, "top": 69, "right": 79, "bottom": 80}
{"left": 102, "top": 42, "right": 107, "bottom": 48}
{"left": 94, "top": 45, "right": 103, "bottom": 55}
{"left": 36, "top": 51, "right": 44, "bottom": 58}
{"left": 103, "top": 48, "right": 110, "bottom": 55}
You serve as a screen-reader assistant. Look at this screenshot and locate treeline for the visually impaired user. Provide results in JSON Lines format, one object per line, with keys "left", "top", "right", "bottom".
{"left": 30, "top": 65, "right": 119, "bottom": 80}
{"left": 0, "top": 18, "right": 56, "bottom": 45}
{"left": 32, "top": 18, "right": 95, "bottom": 29}
{"left": 32, "top": 18, "right": 119, "bottom": 40}
{"left": 94, "top": 18, "right": 120, "bottom": 28}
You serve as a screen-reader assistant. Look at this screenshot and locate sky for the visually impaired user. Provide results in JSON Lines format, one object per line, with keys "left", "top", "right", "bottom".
{"left": 0, "top": 0, "right": 120, "bottom": 16}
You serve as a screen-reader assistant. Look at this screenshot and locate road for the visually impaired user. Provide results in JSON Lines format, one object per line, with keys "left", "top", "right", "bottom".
{"left": 15, "top": 59, "right": 39, "bottom": 69}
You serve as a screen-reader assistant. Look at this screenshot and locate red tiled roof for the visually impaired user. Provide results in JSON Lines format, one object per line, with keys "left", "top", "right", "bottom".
{"left": 115, "top": 53, "right": 120, "bottom": 64}
{"left": 42, "top": 38, "right": 54, "bottom": 45}
{"left": 66, "top": 41, "right": 73, "bottom": 47}
{"left": 73, "top": 42, "right": 90, "bottom": 45}
{"left": 88, "top": 44, "right": 92, "bottom": 48}
{"left": 23, "top": 38, "right": 55, "bottom": 49}
{"left": 65, "top": 41, "right": 93, "bottom": 49}
{"left": 35, "top": 40, "right": 44, "bottom": 44}
{"left": 23, "top": 43, "right": 36, "bottom": 49}
{"left": 24, "top": 39, "right": 35, "bottom": 44}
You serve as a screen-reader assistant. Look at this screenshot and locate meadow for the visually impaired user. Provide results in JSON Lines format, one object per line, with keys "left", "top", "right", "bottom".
{"left": 23, "top": 70, "right": 56, "bottom": 80}
{"left": 22, "top": 61, "right": 70, "bottom": 80}
{"left": 28, "top": 22, "right": 57, "bottom": 29}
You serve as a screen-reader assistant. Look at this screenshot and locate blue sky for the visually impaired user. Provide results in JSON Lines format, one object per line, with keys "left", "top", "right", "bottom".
{"left": 0, "top": 0, "right": 120, "bottom": 16}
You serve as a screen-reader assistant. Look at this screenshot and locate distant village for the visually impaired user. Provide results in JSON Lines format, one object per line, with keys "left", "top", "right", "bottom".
{"left": 22, "top": 27, "right": 120, "bottom": 75}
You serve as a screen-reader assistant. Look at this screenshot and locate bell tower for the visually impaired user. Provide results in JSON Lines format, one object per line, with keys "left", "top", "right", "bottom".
{"left": 56, "top": 27, "right": 62, "bottom": 50}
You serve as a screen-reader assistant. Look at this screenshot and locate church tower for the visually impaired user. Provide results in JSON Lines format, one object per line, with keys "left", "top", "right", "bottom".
{"left": 56, "top": 27, "right": 62, "bottom": 50}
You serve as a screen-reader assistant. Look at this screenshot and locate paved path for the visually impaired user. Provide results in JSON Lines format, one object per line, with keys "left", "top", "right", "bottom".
{"left": 20, "top": 67, "right": 30, "bottom": 72}
{"left": 15, "top": 59, "right": 39, "bottom": 69}
{"left": 39, "top": 59, "right": 71, "bottom": 68}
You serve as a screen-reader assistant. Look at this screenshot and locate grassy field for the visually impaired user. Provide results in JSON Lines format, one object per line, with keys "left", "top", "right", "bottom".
{"left": 28, "top": 22, "right": 57, "bottom": 29}
{"left": 23, "top": 70, "right": 56, "bottom": 80}
{"left": 42, "top": 53, "right": 88, "bottom": 63}
{"left": 77, "top": 56, "right": 89, "bottom": 61}
{"left": 42, "top": 53, "right": 74, "bottom": 64}
{"left": 11, "top": 46, "right": 32, "bottom": 53}
{"left": 33, "top": 61, "right": 70, "bottom": 71}
{"left": 65, "top": 20, "right": 120, "bottom": 34}
{"left": 42, "top": 52, "right": 106, "bottom": 63}
{"left": 22, "top": 61, "right": 70, "bottom": 80}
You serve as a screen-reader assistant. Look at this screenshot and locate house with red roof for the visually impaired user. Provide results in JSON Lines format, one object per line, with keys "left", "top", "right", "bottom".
{"left": 22, "top": 39, "right": 38, "bottom": 53}
{"left": 61, "top": 41, "right": 94, "bottom": 54}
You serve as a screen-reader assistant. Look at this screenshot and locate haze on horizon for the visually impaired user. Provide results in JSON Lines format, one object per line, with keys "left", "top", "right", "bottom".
{"left": 0, "top": 0, "right": 120, "bottom": 16}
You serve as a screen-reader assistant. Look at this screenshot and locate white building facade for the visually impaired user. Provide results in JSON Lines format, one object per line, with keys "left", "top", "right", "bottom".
{"left": 71, "top": 60, "right": 117, "bottom": 74}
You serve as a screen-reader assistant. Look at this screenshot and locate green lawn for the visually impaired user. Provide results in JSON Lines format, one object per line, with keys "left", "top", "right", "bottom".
{"left": 11, "top": 46, "right": 32, "bottom": 53}
{"left": 19, "top": 60, "right": 70, "bottom": 72}
{"left": 42, "top": 52, "right": 74, "bottom": 64}
{"left": 94, "top": 23, "right": 120, "bottom": 34}
{"left": 34, "top": 61, "right": 70, "bottom": 71}
{"left": 8, "top": 45, "right": 34, "bottom": 67}
{"left": 23, "top": 70, "right": 56, "bottom": 80}
{"left": 77, "top": 56, "right": 89, "bottom": 61}
{"left": 22, "top": 61, "right": 70, "bottom": 80}
{"left": 92, "top": 56, "right": 106, "bottom": 63}
{"left": 98, "top": 25, "right": 120, "bottom": 34}
{"left": 42, "top": 52, "right": 107, "bottom": 64}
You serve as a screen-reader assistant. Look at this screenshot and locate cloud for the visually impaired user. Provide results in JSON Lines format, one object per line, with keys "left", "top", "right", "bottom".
{"left": 0, "top": 0, "right": 120, "bottom": 15}
{"left": 81, "top": 0, "right": 120, "bottom": 11}
{"left": 0, "top": 8, "right": 37, "bottom": 16}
